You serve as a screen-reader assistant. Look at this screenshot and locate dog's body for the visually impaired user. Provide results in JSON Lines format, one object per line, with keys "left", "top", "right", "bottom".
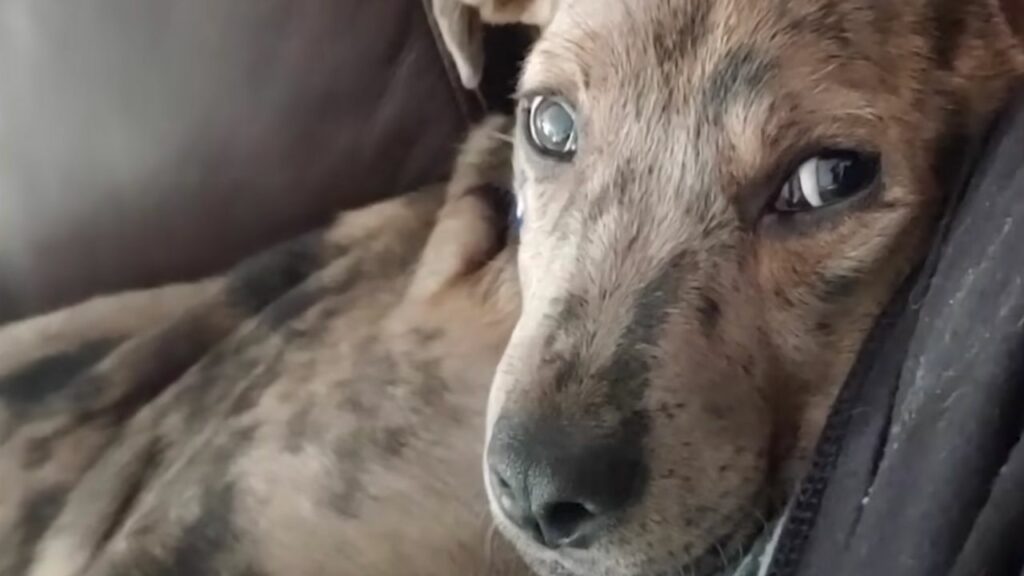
{"left": 0, "top": 119, "right": 530, "bottom": 576}
{"left": 3, "top": 1, "right": 1024, "bottom": 575}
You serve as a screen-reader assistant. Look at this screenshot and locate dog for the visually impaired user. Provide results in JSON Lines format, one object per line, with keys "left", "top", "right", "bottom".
{"left": 435, "top": 0, "right": 1024, "bottom": 575}
{"left": 2, "top": 1, "right": 1023, "bottom": 575}
{"left": 0, "top": 116, "right": 532, "bottom": 576}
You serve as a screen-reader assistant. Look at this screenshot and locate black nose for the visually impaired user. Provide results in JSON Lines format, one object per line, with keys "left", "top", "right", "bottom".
{"left": 486, "top": 416, "right": 644, "bottom": 549}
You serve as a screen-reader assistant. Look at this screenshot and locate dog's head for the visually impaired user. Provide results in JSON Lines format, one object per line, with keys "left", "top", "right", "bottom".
{"left": 438, "top": 1, "right": 1024, "bottom": 575}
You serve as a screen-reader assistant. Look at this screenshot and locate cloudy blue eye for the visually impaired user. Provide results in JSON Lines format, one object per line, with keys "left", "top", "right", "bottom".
{"left": 526, "top": 95, "right": 578, "bottom": 160}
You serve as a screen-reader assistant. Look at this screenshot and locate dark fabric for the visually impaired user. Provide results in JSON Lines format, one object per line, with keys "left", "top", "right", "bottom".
{"left": 0, "top": 0, "right": 483, "bottom": 323}
{"left": 769, "top": 90, "right": 1024, "bottom": 576}
{"left": 479, "top": 24, "right": 533, "bottom": 114}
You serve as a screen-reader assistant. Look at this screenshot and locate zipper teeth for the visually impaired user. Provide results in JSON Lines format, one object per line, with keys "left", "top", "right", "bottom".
{"left": 763, "top": 298, "right": 903, "bottom": 576}
{"left": 764, "top": 239, "right": 939, "bottom": 576}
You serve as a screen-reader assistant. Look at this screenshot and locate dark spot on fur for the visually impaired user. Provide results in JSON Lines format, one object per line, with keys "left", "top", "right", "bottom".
{"left": 10, "top": 486, "right": 69, "bottom": 576}
{"left": 867, "top": 1, "right": 898, "bottom": 40}
{"left": 705, "top": 402, "right": 730, "bottom": 422}
{"left": 650, "top": 0, "right": 710, "bottom": 69}
{"left": 22, "top": 437, "right": 53, "bottom": 470}
{"left": 221, "top": 262, "right": 372, "bottom": 419}
{"left": 260, "top": 283, "right": 326, "bottom": 329}
{"left": 593, "top": 252, "right": 690, "bottom": 436}
{"left": 647, "top": 0, "right": 712, "bottom": 115}
{"left": 192, "top": 327, "right": 284, "bottom": 416}
{"left": 230, "top": 424, "right": 258, "bottom": 450}
{"left": 702, "top": 45, "right": 776, "bottom": 126}
{"left": 550, "top": 349, "right": 586, "bottom": 394}
{"left": 0, "top": 339, "right": 121, "bottom": 406}
{"left": 285, "top": 404, "right": 312, "bottom": 454}
{"left": 412, "top": 357, "right": 451, "bottom": 409}
{"left": 543, "top": 294, "right": 590, "bottom": 394}
{"left": 330, "top": 437, "right": 367, "bottom": 518}
{"left": 543, "top": 294, "right": 589, "bottom": 350}
{"left": 657, "top": 402, "right": 678, "bottom": 422}
{"left": 321, "top": 342, "right": 399, "bottom": 519}
{"left": 225, "top": 233, "right": 330, "bottom": 320}
{"left": 380, "top": 427, "right": 411, "bottom": 457}
{"left": 411, "top": 328, "right": 444, "bottom": 346}
{"left": 819, "top": 271, "right": 861, "bottom": 302}
{"left": 630, "top": 255, "right": 687, "bottom": 346}
{"left": 697, "top": 292, "right": 722, "bottom": 334}
{"left": 816, "top": 320, "right": 834, "bottom": 337}
{"left": 161, "top": 480, "right": 239, "bottom": 575}
{"left": 930, "top": 0, "right": 969, "bottom": 71}
{"left": 92, "top": 439, "right": 164, "bottom": 559}
{"left": 336, "top": 388, "right": 364, "bottom": 412}
{"left": 740, "top": 358, "right": 755, "bottom": 377}
{"left": 56, "top": 308, "right": 253, "bottom": 434}
{"left": 217, "top": 344, "right": 283, "bottom": 418}
{"left": 788, "top": 0, "right": 855, "bottom": 51}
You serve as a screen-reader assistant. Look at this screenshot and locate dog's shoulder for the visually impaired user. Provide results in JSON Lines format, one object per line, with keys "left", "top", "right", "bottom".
{"left": 0, "top": 183, "right": 448, "bottom": 576}
{"left": 3, "top": 117, "right": 522, "bottom": 576}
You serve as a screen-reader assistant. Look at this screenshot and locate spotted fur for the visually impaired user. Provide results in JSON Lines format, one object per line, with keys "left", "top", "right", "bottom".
{"left": 0, "top": 117, "right": 529, "bottom": 576}
{"left": 2, "top": 1, "right": 1023, "bottom": 575}
{"left": 437, "top": 1, "right": 1024, "bottom": 575}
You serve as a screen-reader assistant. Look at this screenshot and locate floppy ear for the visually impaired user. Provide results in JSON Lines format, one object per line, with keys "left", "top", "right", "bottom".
{"left": 432, "top": 0, "right": 558, "bottom": 90}
{"left": 471, "top": 0, "right": 559, "bottom": 27}
{"left": 433, "top": 0, "right": 486, "bottom": 90}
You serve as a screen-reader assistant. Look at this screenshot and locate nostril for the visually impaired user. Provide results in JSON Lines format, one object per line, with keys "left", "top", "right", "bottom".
{"left": 489, "top": 467, "right": 531, "bottom": 518}
{"left": 487, "top": 416, "right": 645, "bottom": 550}
{"left": 537, "top": 501, "right": 597, "bottom": 548}
{"left": 490, "top": 471, "right": 514, "bottom": 506}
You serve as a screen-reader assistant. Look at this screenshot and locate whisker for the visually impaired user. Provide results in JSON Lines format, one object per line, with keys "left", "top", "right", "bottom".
{"left": 483, "top": 520, "right": 500, "bottom": 575}
{"left": 715, "top": 541, "right": 730, "bottom": 570}
{"left": 485, "top": 130, "right": 516, "bottom": 145}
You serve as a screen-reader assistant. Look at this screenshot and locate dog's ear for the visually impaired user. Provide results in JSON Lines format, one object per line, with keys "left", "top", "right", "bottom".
{"left": 433, "top": 0, "right": 486, "bottom": 90}
{"left": 432, "top": 0, "right": 557, "bottom": 90}
{"left": 473, "top": 0, "right": 559, "bottom": 27}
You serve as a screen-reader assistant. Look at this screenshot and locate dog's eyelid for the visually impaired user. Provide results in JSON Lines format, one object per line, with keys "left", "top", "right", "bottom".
{"left": 514, "top": 87, "right": 579, "bottom": 108}
{"left": 734, "top": 142, "right": 882, "bottom": 229}
{"left": 512, "top": 87, "right": 534, "bottom": 103}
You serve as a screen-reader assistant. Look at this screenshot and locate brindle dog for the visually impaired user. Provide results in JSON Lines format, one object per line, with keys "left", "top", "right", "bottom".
{"left": 436, "top": 0, "right": 1024, "bottom": 575}
{"left": 1, "top": 1, "right": 1023, "bottom": 576}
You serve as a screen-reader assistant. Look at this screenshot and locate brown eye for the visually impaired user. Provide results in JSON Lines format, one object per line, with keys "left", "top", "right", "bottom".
{"left": 526, "top": 95, "right": 578, "bottom": 160}
{"left": 775, "top": 151, "right": 880, "bottom": 212}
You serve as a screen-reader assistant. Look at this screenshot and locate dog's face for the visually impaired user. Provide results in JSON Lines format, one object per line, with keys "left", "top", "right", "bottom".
{"left": 438, "top": 1, "right": 1023, "bottom": 575}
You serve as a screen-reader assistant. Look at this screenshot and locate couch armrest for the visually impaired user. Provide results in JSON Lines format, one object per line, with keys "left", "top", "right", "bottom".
{"left": 0, "top": 0, "right": 482, "bottom": 322}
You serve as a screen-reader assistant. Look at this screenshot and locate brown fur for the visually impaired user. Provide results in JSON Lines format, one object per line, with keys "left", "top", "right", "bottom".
{"left": 2, "top": 1, "right": 1024, "bottom": 575}
{"left": 439, "top": 1, "right": 1024, "bottom": 575}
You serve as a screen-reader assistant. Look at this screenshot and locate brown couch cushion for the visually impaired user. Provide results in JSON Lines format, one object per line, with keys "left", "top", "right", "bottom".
{"left": 0, "top": 0, "right": 481, "bottom": 323}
